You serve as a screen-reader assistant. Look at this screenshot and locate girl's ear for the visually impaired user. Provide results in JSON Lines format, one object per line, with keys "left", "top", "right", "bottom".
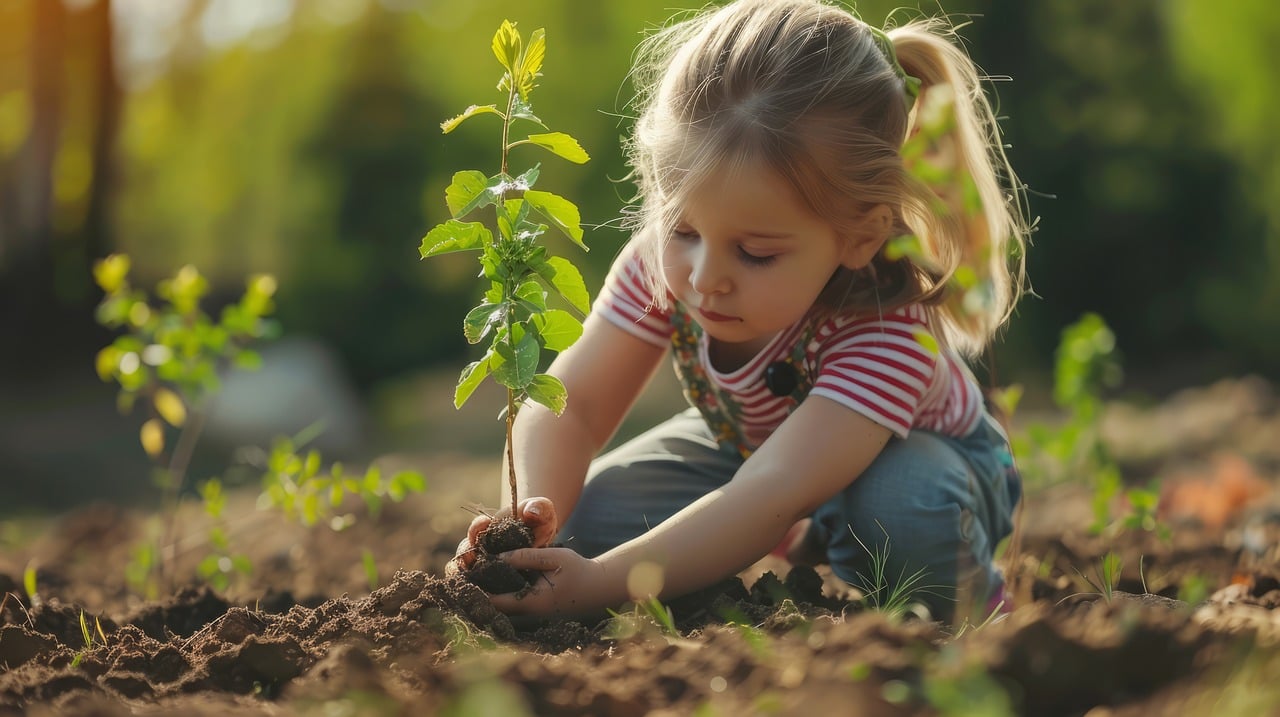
{"left": 839, "top": 204, "right": 894, "bottom": 270}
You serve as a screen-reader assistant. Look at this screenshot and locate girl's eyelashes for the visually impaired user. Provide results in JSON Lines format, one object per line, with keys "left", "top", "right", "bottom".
{"left": 736, "top": 248, "right": 777, "bottom": 266}
{"left": 670, "top": 228, "right": 779, "bottom": 267}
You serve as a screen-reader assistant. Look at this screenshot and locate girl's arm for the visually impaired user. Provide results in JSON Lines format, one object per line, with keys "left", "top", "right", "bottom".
{"left": 493, "top": 394, "right": 893, "bottom": 614}
{"left": 508, "top": 311, "right": 668, "bottom": 529}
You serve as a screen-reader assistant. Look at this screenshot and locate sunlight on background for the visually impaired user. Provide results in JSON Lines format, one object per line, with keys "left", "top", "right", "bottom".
{"left": 1, "top": 0, "right": 1278, "bottom": 512}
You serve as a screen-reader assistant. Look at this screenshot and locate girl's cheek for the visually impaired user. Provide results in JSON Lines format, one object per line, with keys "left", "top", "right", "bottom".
{"left": 659, "top": 245, "right": 687, "bottom": 291}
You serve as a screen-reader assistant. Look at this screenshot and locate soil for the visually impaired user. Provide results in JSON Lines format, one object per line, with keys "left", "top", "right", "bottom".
{"left": 3, "top": 376, "right": 1280, "bottom": 716}
{"left": 466, "top": 517, "right": 537, "bottom": 595}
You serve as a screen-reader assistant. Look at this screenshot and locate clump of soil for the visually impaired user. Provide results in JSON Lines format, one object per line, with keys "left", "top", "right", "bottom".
{"left": 464, "top": 516, "right": 537, "bottom": 595}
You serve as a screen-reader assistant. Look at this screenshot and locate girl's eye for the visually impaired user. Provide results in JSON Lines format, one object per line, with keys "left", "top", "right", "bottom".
{"left": 738, "top": 248, "right": 777, "bottom": 267}
{"left": 671, "top": 228, "right": 698, "bottom": 242}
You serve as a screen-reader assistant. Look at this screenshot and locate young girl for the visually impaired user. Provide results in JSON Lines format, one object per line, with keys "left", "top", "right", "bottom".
{"left": 450, "top": 0, "right": 1027, "bottom": 624}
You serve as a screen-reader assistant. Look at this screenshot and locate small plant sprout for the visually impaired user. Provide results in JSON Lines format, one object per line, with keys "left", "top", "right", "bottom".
{"left": 93, "top": 254, "right": 279, "bottom": 590}
{"left": 22, "top": 560, "right": 39, "bottom": 609}
{"left": 362, "top": 549, "right": 379, "bottom": 591}
{"left": 71, "top": 610, "right": 108, "bottom": 669}
{"left": 196, "top": 478, "right": 253, "bottom": 592}
{"left": 1065, "top": 551, "right": 1124, "bottom": 605}
{"left": 256, "top": 437, "right": 425, "bottom": 528}
{"left": 422, "top": 20, "right": 591, "bottom": 518}
{"left": 848, "top": 523, "right": 939, "bottom": 619}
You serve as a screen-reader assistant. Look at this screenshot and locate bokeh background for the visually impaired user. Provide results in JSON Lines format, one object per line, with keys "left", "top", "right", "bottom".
{"left": 1, "top": 0, "right": 1277, "bottom": 516}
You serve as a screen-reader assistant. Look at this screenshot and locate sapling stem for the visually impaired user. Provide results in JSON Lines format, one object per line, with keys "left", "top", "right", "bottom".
{"left": 160, "top": 405, "right": 208, "bottom": 589}
{"left": 505, "top": 385, "right": 518, "bottom": 519}
{"left": 499, "top": 76, "right": 519, "bottom": 519}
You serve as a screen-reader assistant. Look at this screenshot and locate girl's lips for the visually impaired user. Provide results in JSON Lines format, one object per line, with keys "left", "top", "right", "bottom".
{"left": 698, "top": 307, "right": 741, "bottom": 322}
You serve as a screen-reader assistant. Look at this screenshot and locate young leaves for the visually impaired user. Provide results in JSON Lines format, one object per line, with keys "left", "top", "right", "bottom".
{"left": 426, "top": 20, "right": 593, "bottom": 514}
{"left": 522, "top": 132, "right": 589, "bottom": 164}
{"left": 524, "top": 190, "right": 586, "bottom": 248}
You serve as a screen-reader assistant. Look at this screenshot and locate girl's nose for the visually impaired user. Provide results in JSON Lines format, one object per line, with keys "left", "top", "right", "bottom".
{"left": 689, "top": 245, "right": 731, "bottom": 295}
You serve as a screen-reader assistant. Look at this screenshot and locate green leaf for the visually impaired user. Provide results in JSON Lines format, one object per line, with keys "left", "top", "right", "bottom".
{"left": 534, "top": 309, "right": 583, "bottom": 352}
{"left": 515, "top": 280, "right": 547, "bottom": 310}
{"left": 141, "top": 418, "right": 164, "bottom": 458}
{"left": 511, "top": 96, "right": 545, "bottom": 128}
{"left": 153, "top": 387, "right": 187, "bottom": 428}
{"left": 524, "top": 190, "right": 586, "bottom": 248}
{"left": 518, "top": 28, "right": 546, "bottom": 99}
{"left": 523, "top": 132, "right": 589, "bottom": 164}
{"left": 444, "top": 170, "right": 492, "bottom": 219}
{"left": 535, "top": 256, "right": 590, "bottom": 313}
{"left": 914, "top": 331, "right": 940, "bottom": 356}
{"left": 420, "top": 220, "right": 491, "bottom": 258}
{"left": 493, "top": 333, "right": 540, "bottom": 390}
{"left": 492, "top": 20, "right": 521, "bottom": 74}
{"left": 234, "top": 349, "right": 262, "bottom": 370}
{"left": 463, "top": 302, "right": 506, "bottom": 344}
{"left": 93, "top": 254, "right": 130, "bottom": 293}
{"left": 441, "top": 104, "right": 501, "bottom": 134}
{"left": 454, "top": 355, "right": 492, "bottom": 408}
{"left": 95, "top": 346, "right": 117, "bottom": 380}
{"left": 362, "top": 549, "right": 378, "bottom": 591}
{"left": 526, "top": 373, "right": 567, "bottom": 415}
{"left": 883, "top": 234, "right": 923, "bottom": 262}
{"left": 393, "top": 471, "right": 426, "bottom": 494}
{"left": 302, "top": 450, "right": 321, "bottom": 479}
{"left": 363, "top": 465, "right": 381, "bottom": 492}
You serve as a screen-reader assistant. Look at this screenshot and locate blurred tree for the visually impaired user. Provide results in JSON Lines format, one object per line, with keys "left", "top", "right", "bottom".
{"left": 968, "top": 0, "right": 1266, "bottom": 386}
{"left": 0, "top": 0, "right": 120, "bottom": 376}
{"left": 286, "top": 6, "right": 473, "bottom": 387}
{"left": 1166, "top": 0, "right": 1280, "bottom": 366}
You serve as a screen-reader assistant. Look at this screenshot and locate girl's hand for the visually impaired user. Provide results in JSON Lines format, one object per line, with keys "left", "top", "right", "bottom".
{"left": 445, "top": 497, "right": 559, "bottom": 577}
{"left": 487, "top": 547, "right": 609, "bottom": 616}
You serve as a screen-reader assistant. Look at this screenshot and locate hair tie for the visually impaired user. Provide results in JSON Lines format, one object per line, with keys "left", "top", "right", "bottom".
{"left": 868, "top": 26, "right": 922, "bottom": 109}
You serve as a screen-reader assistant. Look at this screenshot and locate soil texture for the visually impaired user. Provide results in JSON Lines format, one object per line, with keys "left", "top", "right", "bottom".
{"left": 2, "top": 376, "right": 1280, "bottom": 716}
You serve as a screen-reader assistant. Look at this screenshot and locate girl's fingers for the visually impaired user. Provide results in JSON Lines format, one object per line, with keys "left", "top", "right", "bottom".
{"left": 519, "top": 497, "right": 559, "bottom": 546}
{"left": 497, "top": 547, "right": 563, "bottom": 572}
{"left": 466, "top": 514, "right": 493, "bottom": 545}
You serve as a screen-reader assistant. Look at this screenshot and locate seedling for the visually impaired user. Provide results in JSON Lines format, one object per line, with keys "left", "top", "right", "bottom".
{"left": 1012, "top": 313, "right": 1171, "bottom": 540}
{"left": 848, "top": 523, "right": 940, "bottom": 619}
{"left": 195, "top": 478, "right": 253, "bottom": 592}
{"left": 71, "top": 609, "right": 108, "bottom": 669}
{"left": 421, "top": 20, "right": 591, "bottom": 521}
{"left": 1064, "top": 550, "right": 1124, "bottom": 605}
{"left": 256, "top": 437, "right": 425, "bottom": 527}
{"left": 22, "top": 560, "right": 38, "bottom": 609}
{"left": 362, "top": 549, "right": 379, "bottom": 591}
{"left": 94, "top": 255, "right": 278, "bottom": 590}
{"left": 605, "top": 595, "right": 680, "bottom": 639}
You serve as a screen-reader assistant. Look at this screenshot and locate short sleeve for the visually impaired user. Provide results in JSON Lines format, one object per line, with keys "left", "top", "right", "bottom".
{"left": 592, "top": 245, "right": 672, "bottom": 347}
{"left": 808, "top": 309, "right": 940, "bottom": 438}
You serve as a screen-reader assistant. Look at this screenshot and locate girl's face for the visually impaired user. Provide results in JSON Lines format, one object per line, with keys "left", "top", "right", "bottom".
{"left": 661, "top": 158, "right": 855, "bottom": 359}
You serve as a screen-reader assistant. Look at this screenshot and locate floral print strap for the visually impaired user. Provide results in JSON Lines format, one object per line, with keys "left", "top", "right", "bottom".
{"left": 668, "top": 303, "right": 818, "bottom": 458}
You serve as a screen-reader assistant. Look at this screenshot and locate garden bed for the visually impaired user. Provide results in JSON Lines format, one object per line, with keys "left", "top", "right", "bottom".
{"left": 2, "top": 376, "right": 1279, "bottom": 716}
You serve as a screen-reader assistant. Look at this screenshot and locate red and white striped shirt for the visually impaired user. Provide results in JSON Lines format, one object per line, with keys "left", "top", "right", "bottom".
{"left": 595, "top": 250, "right": 984, "bottom": 445}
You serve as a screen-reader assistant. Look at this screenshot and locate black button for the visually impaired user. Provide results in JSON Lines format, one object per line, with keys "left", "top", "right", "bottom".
{"left": 764, "top": 361, "right": 798, "bottom": 396}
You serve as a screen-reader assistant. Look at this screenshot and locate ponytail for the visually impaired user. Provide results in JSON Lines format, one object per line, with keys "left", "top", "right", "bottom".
{"left": 889, "top": 19, "right": 1029, "bottom": 356}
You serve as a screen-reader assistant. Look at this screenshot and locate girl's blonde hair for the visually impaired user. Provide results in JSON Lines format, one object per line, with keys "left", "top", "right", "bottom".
{"left": 624, "top": 0, "right": 1029, "bottom": 356}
